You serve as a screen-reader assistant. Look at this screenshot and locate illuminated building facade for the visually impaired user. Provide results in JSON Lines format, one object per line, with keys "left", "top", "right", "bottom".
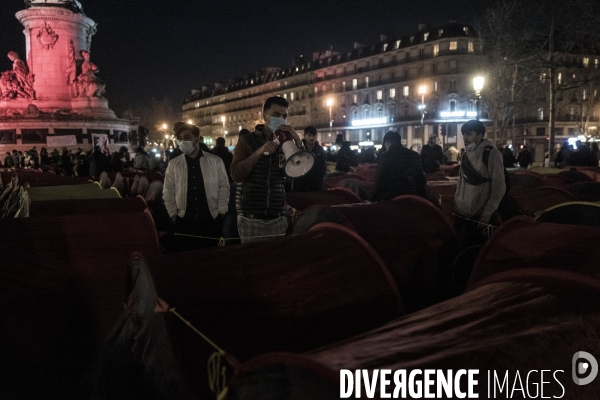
{"left": 182, "top": 21, "right": 483, "bottom": 151}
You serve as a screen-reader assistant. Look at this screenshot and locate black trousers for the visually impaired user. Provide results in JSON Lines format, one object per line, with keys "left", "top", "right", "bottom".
{"left": 160, "top": 213, "right": 222, "bottom": 254}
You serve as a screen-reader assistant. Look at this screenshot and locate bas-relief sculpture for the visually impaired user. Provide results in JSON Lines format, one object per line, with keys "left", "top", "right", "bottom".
{"left": 0, "top": 52, "right": 35, "bottom": 100}
{"left": 36, "top": 22, "right": 59, "bottom": 50}
{"left": 67, "top": 39, "right": 105, "bottom": 98}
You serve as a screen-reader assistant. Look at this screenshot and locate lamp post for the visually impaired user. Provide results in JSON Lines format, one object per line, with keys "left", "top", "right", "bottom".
{"left": 473, "top": 76, "right": 484, "bottom": 121}
{"left": 326, "top": 98, "right": 333, "bottom": 139}
{"left": 418, "top": 85, "right": 427, "bottom": 139}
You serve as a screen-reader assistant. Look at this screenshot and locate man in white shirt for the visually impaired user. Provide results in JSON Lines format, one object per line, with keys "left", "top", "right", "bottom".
{"left": 162, "top": 122, "right": 229, "bottom": 252}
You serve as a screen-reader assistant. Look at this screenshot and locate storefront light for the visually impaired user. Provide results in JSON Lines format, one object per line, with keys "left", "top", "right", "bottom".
{"left": 351, "top": 117, "right": 387, "bottom": 127}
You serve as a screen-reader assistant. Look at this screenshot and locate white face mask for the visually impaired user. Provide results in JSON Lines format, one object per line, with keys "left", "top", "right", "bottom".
{"left": 465, "top": 142, "right": 477, "bottom": 152}
{"left": 267, "top": 116, "right": 286, "bottom": 133}
{"left": 178, "top": 140, "right": 196, "bottom": 155}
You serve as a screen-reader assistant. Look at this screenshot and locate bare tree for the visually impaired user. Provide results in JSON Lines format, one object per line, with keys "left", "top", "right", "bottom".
{"left": 479, "top": 0, "right": 600, "bottom": 159}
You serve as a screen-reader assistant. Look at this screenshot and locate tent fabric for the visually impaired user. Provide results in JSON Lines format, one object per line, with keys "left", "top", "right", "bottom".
{"left": 510, "top": 171, "right": 544, "bottom": 187}
{"left": 1, "top": 170, "right": 91, "bottom": 187}
{"left": 285, "top": 187, "right": 363, "bottom": 211}
{"left": 26, "top": 183, "right": 122, "bottom": 201}
{"left": 229, "top": 279, "right": 600, "bottom": 399}
{"left": 567, "top": 181, "right": 600, "bottom": 202}
{"left": 440, "top": 163, "right": 460, "bottom": 177}
{"left": 0, "top": 212, "right": 161, "bottom": 397}
{"left": 129, "top": 224, "right": 403, "bottom": 397}
{"left": 534, "top": 201, "right": 600, "bottom": 227}
{"left": 557, "top": 169, "right": 594, "bottom": 183}
{"left": 510, "top": 186, "right": 578, "bottom": 216}
{"left": 327, "top": 196, "right": 457, "bottom": 311}
{"left": 28, "top": 196, "right": 148, "bottom": 217}
{"left": 291, "top": 204, "right": 355, "bottom": 234}
{"left": 541, "top": 174, "right": 571, "bottom": 189}
{"left": 84, "top": 255, "right": 189, "bottom": 400}
{"left": 323, "top": 173, "right": 366, "bottom": 189}
{"left": 468, "top": 216, "right": 599, "bottom": 288}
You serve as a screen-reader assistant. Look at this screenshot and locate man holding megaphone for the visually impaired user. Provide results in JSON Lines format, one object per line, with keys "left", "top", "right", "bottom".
{"left": 231, "top": 96, "right": 307, "bottom": 243}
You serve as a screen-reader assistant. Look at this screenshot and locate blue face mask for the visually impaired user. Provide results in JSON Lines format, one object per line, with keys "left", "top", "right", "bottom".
{"left": 267, "top": 116, "right": 286, "bottom": 133}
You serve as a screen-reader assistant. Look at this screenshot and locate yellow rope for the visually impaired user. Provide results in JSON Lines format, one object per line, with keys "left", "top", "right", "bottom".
{"left": 169, "top": 308, "right": 229, "bottom": 399}
{"left": 174, "top": 232, "right": 286, "bottom": 241}
{"left": 452, "top": 213, "right": 497, "bottom": 238}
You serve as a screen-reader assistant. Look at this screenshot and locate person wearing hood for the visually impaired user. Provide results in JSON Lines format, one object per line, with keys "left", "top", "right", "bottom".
{"left": 454, "top": 120, "right": 506, "bottom": 247}
{"left": 162, "top": 122, "right": 229, "bottom": 252}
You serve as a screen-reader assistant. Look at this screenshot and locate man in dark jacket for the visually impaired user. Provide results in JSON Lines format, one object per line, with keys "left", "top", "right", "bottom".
{"left": 420, "top": 134, "right": 444, "bottom": 173}
{"left": 516, "top": 146, "right": 532, "bottom": 169}
{"left": 372, "top": 131, "right": 427, "bottom": 201}
{"left": 212, "top": 137, "right": 233, "bottom": 182}
{"left": 290, "top": 126, "right": 327, "bottom": 192}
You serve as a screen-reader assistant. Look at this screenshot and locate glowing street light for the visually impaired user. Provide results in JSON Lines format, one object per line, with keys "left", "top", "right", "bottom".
{"left": 326, "top": 98, "right": 333, "bottom": 138}
{"left": 187, "top": 119, "right": 193, "bottom": 124}
{"left": 473, "top": 76, "right": 485, "bottom": 120}
{"left": 162, "top": 123, "right": 167, "bottom": 130}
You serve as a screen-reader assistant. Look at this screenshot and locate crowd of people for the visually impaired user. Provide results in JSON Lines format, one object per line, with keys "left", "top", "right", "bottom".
{"left": 4, "top": 106, "right": 599, "bottom": 253}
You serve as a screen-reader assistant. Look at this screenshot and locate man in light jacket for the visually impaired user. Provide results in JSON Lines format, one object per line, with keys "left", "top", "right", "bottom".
{"left": 455, "top": 120, "right": 505, "bottom": 248}
{"left": 162, "top": 122, "right": 229, "bottom": 252}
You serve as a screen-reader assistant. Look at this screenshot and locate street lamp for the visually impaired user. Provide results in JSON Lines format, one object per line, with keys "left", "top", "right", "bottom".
{"left": 326, "top": 98, "right": 333, "bottom": 138}
{"left": 187, "top": 119, "right": 193, "bottom": 125}
{"left": 473, "top": 76, "right": 485, "bottom": 120}
{"left": 418, "top": 85, "right": 427, "bottom": 139}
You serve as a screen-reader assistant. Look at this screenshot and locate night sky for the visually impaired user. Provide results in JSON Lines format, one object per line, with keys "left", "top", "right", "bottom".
{"left": 1, "top": 0, "right": 493, "bottom": 117}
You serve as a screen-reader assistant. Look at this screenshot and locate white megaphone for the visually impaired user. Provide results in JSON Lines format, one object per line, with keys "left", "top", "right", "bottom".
{"left": 266, "top": 129, "right": 315, "bottom": 178}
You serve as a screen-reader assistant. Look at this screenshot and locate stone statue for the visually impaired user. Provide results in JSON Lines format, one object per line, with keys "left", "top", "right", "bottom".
{"left": 22, "top": 104, "right": 41, "bottom": 118}
{"left": 0, "top": 52, "right": 35, "bottom": 99}
{"left": 66, "top": 41, "right": 105, "bottom": 98}
{"left": 77, "top": 49, "right": 105, "bottom": 98}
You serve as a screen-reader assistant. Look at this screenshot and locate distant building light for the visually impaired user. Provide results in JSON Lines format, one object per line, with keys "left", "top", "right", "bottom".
{"left": 359, "top": 141, "right": 375, "bottom": 146}
{"left": 351, "top": 117, "right": 387, "bottom": 126}
{"left": 440, "top": 111, "right": 477, "bottom": 118}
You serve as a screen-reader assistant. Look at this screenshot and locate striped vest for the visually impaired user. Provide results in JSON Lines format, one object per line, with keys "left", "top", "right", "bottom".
{"left": 236, "top": 130, "right": 286, "bottom": 216}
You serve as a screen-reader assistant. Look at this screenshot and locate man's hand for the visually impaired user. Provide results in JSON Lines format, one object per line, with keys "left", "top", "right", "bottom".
{"left": 258, "top": 141, "right": 279, "bottom": 156}
{"left": 277, "top": 125, "right": 303, "bottom": 147}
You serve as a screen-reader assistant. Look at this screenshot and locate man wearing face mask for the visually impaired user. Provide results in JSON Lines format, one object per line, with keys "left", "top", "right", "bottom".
{"left": 162, "top": 122, "right": 230, "bottom": 252}
{"left": 231, "top": 96, "right": 303, "bottom": 243}
{"left": 454, "top": 120, "right": 506, "bottom": 248}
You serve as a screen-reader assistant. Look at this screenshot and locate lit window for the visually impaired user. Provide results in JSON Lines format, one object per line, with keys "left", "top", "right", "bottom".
{"left": 383, "top": 43, "right": 388, "bottom": 51}
{"left": 365, "top": 77, "right": 370, "bottom": 88}
{"left": 377, "top": 90, "right": 383, "bottom": 100}
{"left": 403, "top": 86, "right": 409, "bottom": 97}
{"left": 314, "top": 87, "right": 318, "bottom": 94}
{"left": 353, "top": 94, "right": 358, "bottom": 104}
{"left": 352, "top": 79, "right": 358, "bottom": 90}
{"left": 558, "top": 73, "right": 562, "bottom": 84}
{"left": 433, "top": 44, "right": 439, "bottom": 57}
{"left": 538, "top": 107, "right": 544, "bottom": 120}
{"left": 290, "top": 92, "right": 295, "bottom": 101}
{"left": 342, "top": 81, "right": 346, "bottom": 90}
{"left": 463, "top": 27, "right": 469, "bottom": 35}
{"left": 389, "top": 88, "right": 396, "bottom": 98}
{"left": 583, "top": 57, "right": 590, "bottom": 68}
{"left": 449, "top": 41, "right": 458, "bottom": 51}
{"left": 395, "top": 40, "right": 401, "bottom": 49}
{"left": 468, "top": 42, "right": 474, "bottom": 53}
{"left": 283, "top": 93, "right": 287, "bottom": 99}
{"left": 595, "top": 59, "right": 599, "bottom": 69}
{"left": 434, "top": 82, "right": 438, "bottom": 92}
{"left": 423, "top": 33, "right": 429, "bottom": 41}
{"left": 583, "top": 89, "right": 587, "bottom": 100}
